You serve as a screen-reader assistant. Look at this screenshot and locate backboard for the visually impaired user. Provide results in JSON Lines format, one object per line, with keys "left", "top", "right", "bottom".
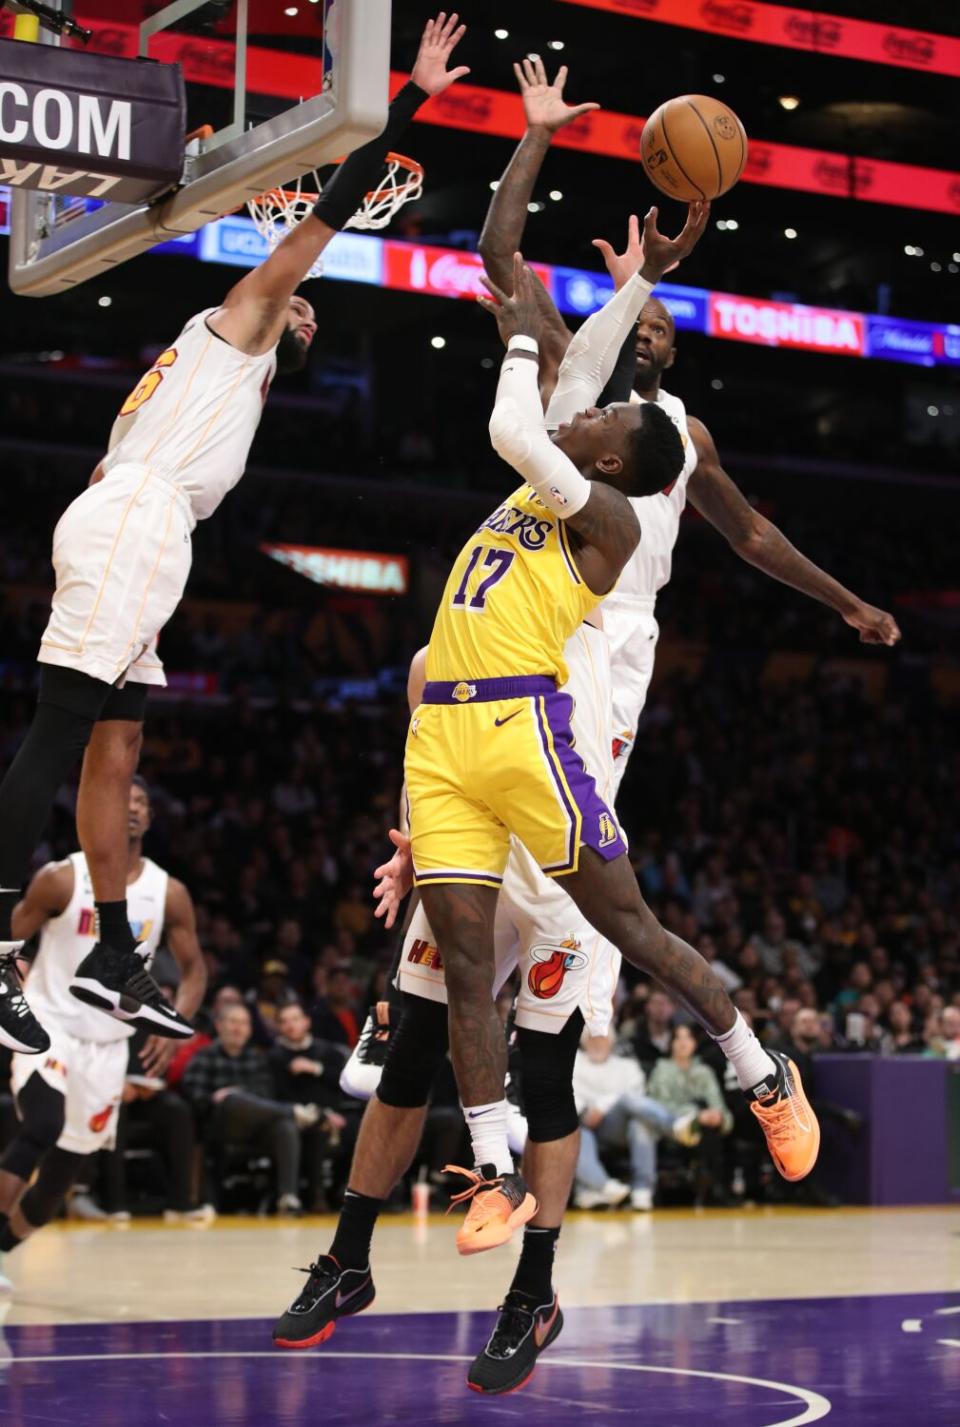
{"left": 7, "top": 0, "right": 391, "bottom": 296}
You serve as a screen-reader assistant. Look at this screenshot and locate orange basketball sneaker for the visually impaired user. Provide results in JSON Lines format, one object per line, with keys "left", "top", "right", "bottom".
{"left": 445, "top": 1164, "right": 539, "bottom": 1256}
{"left": 748, "top": 1049, "right": 821, "bottom": 1182}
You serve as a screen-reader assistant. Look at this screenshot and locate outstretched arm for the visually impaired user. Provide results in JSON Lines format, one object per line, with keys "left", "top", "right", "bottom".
{"left": 483, "top": 256, "right": 640, "bottom": 595}
{"left": 479, "top": 56, "right": 595, "bottom": 393}
{"left": 140, "top": 877, "right": 209, "bottom": 1077}
{"left": 686, "top": 417, "right": 901, "bottom": 646}
{"left": 210, "top": 12, "right": 469, "bottom": 355}
{"left": 546, "top": 203, "right": 708, "bottom": 426}
{"left": 478, "top": 55, "right": 596, "bottom": 298}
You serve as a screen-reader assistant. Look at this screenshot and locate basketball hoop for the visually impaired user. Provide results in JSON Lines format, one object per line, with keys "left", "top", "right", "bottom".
{"left": 247, "top": 152, "right": 424, "bottom": 279}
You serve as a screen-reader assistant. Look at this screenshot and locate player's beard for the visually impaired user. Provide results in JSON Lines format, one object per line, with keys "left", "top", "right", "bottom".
{"left": 275, "top": 326, "right": 309, "bottom": 375}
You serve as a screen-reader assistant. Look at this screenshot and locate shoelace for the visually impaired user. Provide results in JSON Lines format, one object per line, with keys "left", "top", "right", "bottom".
{"left": 124, "top": 960, "right": 173, "bottom": 1011}
{"left": 442, "top": 1164, "right": 522, "bottom": 1227}
{"left": 290, "top": 1260, "right": 337, "bottom": 1311}
{"left": 0, "top": 956, "right": 35, "bottom": 1023}
{"left": 488, "top": 1296, "right": 536, "bottom": 1356}
{"left": 751, "top": 1084, "right": 808, "bottom": 1143}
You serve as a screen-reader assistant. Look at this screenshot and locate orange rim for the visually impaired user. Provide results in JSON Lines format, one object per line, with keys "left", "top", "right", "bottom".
{"left": 251, "top": 152, "right": 423, "bottom": 211}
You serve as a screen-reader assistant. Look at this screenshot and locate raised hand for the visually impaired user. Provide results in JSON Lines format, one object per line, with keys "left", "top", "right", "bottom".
{"left": 842, "top": 600, "right": 901, "bottom": 646}
{"left": 478, "top": 252, "right": 545, "bottom": 346}
{"left": 639, "top": 201, "right": 711, "bottom": 283}
{"left": 592, "top": 213, "right": 682, "bottom": 290}
{"left": 514, "top": 54, "right": 599, "bottom": 134}
{"left": 411, "top": 11, "right": 470, "bottom": 97}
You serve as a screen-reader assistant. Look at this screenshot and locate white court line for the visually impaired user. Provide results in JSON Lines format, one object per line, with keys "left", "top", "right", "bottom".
{"left": 4, "top": 1348, "right": 832, "bottom": 1426}
{"left": 708, "top": 1317, "right": 744, "bottom": 1325}
{"left": 901, "top": 1320, "right": 923, "bottom": 1333}
{"left": 936, "top": 1339, "right": 960, "bottom": 1349}
{"left": 934, "top": 1306, "right": 960, "bottom": 1316}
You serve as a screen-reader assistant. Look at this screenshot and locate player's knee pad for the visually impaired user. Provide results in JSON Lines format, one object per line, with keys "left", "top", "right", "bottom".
{"left": 377, "top": 995, "right": 450, "bottom": 1108}
{"left": 517, "top": 1009, "right": 583, "bottom": 1143}
{"left": 1, "top": 1074, "right": 66, "bottom": 1179}
{"left": 19, "top": 1147, "right": 86, "bottom": 1231}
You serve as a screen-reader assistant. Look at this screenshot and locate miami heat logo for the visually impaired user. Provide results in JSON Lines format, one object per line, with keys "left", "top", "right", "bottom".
{"left": 89, "top": 1104, "right": 116, "bottom": 1134}
{"left": 527, "top": 938, "right": 589, "bottom": 1000}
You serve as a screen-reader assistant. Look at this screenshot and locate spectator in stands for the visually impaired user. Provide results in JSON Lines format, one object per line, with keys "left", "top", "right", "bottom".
{"left": 929, "top": 1007, "right": 960, "bottom": 1061}
{"left": 748, "top": 907, "right": 821, "bottom": 980}
{"left": 269, "top": 1002, "right": 350, "bottom": 1211}
{"left": 311, "top": 965, "right": 360, "bottom": 1047}
{"left": 880, "top": 1001, "right": 926, "bottom": 1055}
{"left": 572, "top": 1033, "right": 701, "bottom": 1212}
{"left": 181, "top": 1003, "right": 320, "bottom": 1216}
{"left": 647, "top": 1025, "right": 733, "bottom": 1207}
{"left": 253, "top": 960, "right": 297, "bottom": 1036}
{"left": 632, "top": 989, "right": 676, "bottom": 1072}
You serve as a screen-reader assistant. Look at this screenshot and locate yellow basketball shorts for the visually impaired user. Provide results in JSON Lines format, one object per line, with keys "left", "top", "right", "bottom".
{"left": 405, "top": 675, "right": 627, "bottom": 890}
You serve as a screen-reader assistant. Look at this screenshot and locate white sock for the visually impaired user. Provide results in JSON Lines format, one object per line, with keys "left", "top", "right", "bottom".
{"left": 711, "top": 1011, "right": 776, "bottom": 1093}
{"left": 463, "top": 1099, "right": 513, "bottom": 1176}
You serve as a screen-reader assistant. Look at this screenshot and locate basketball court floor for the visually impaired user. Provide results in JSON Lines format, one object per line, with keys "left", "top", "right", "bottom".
{"left": 3, "top": 1206, "right": 958, "bottom": 1425}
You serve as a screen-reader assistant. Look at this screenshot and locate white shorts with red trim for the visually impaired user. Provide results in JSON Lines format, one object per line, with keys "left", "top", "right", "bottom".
{"left": 11, "top": 1024, "right": 127, "bottom": 1155}
{"left": 38, "top": 462, "right": 194, "bottom": 688}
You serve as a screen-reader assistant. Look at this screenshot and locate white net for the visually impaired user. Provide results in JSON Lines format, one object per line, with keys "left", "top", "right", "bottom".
{"left": 247, "top": 152, "right": 423, "bottom": 279}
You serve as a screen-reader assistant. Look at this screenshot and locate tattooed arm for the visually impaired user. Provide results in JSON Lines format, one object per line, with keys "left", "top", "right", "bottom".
{"left": 686, "top": 417, "right": 901, "bottom": 646}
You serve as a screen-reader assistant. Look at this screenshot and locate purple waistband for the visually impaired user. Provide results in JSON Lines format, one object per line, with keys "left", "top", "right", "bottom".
{"left": 422, "top": 677, "right": 556, "bottom": 704}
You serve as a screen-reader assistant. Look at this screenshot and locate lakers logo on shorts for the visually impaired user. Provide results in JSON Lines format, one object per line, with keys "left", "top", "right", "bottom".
{"left": 598, "top": 812, "right": 619, "bottom": 849}
{"left": 528, "top": 938, "right": 589, "bottom": 1000}
{"left": 452, "top": 682, "right": 477, "bottom": 703}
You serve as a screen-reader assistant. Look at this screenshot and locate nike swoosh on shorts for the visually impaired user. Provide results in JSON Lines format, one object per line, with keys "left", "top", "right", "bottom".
{"left": 494, "top": 712, "right": 521, "bottom": 727}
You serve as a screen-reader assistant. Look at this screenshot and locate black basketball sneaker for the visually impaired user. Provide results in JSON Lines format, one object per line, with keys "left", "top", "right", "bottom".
{"left": 467, "top": 1290, "right": 564, "bottom": 1395}
{"left": 273, "top": 1255, "right": 376, "bottom": 1350}
{"left": 69, "top": 942, "right": 193, "bottom": 1039}
{"left": 0, "top": 946, "right": 50, "bottom": 1054}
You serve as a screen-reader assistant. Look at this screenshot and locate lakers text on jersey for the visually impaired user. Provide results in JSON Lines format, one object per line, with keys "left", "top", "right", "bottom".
{"left": 407, "top": 488, "right": 626, "bottom": 888}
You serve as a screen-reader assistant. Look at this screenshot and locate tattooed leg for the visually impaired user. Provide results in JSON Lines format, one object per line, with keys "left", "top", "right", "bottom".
{"left": 562, "top": 848, "right": 736, "bottom": 1035}
{"left": 419, "top": 883, "right": 506, "bottom": 1106}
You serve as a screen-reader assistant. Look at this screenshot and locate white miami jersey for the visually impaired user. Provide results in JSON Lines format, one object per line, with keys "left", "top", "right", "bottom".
{"left": 26, "top": 852, "right": 168, "bottom": 1043}
{"left": 103, "top": 307, "right": 277, "bottom": 523}
{"left": 603, "top": 386, "right": 699, "bottom": 779}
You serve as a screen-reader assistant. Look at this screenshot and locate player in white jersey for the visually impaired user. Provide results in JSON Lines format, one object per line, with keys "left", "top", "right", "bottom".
{"left": 0, "top": 778, "right": 205, "bottom": 1284}
{"left": 0, "top": 14, "right": 470, "bottom": 1057}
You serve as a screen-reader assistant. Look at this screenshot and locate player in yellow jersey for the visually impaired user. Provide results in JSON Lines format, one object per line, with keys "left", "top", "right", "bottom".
{"left": 405, "top": 223, "right": 818, "bottom": 1252}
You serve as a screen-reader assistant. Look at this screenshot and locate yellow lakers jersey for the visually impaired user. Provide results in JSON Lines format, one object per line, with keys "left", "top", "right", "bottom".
{"left": 426, "top": 485, "right": 601, "bottom": 686}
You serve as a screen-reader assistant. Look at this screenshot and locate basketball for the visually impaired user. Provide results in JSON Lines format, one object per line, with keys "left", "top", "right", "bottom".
{"left": 641, "top": 95, "right": 748, "bottom": 202}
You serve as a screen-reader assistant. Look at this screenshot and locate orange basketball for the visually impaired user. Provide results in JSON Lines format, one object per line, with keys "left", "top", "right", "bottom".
{"left": 641, "top": 95, "right": 748, "bottom": 202}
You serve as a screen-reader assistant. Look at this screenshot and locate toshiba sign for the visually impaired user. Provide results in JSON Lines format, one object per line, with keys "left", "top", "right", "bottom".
{"left": 708, "top": 293, "right": 866, "bottom": 356}
{"left": 263, "top": 545, "right": 409, "bottom": 596}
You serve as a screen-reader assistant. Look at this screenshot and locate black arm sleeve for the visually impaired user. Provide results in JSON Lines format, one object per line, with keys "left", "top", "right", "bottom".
{"left": 597, "top": 330, "right": 637, "bottom": 408}
{"left": 312, "top": 81, "right": 428, "bottom": 231}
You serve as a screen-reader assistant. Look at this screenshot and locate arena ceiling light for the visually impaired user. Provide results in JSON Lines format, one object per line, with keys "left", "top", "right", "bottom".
{"left": 784, "top": 228, "right": 798, "bottom": 239}
{"left": 778, "top": 95, "right": 801, "bottom": 110}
